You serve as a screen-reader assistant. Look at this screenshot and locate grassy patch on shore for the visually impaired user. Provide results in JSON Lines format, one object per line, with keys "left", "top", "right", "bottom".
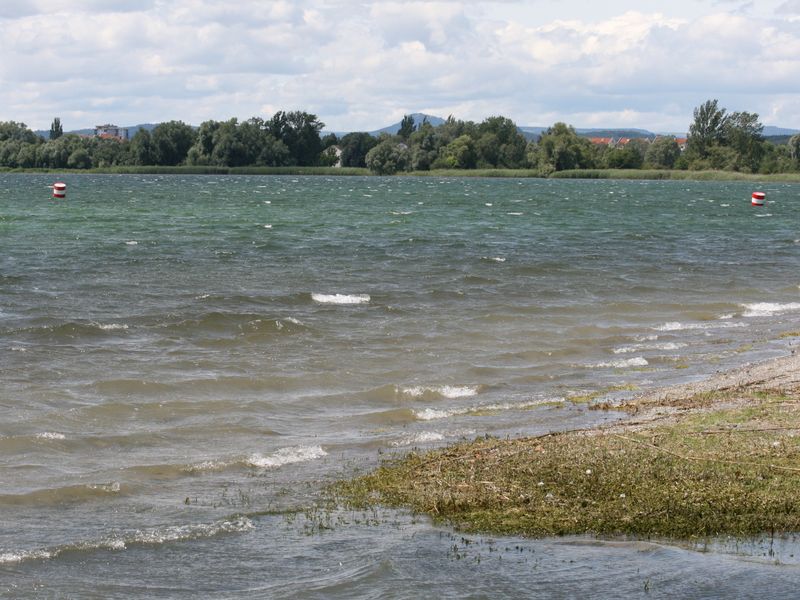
{"left": 334, "top": 389, "right": 800, "bottom": 539}
{"left": 549, "top": 169, "right": 800, "bottom": 182}
{"left": 6, "top": 165, "right": 800, "bottom": 182}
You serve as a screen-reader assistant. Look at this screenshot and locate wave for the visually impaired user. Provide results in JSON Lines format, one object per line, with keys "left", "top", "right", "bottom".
{"left": 158, "top": 312, "right": 308, "bottom": 339}
{"left": 311, "top": 293, "right": 370, "bottom": 305}
{"left": 655, "top": 321, "right": 748, "bottom": 332}
{"left": 588, "top": 357, "right": 649, "bottom": 369}
{"left": 0, "top": 481, "right": 126, "bottom": 507}
{"left": 613, "top": 342, "right": 687, "bottom": 354}
{"left": 741, "top": 302, "right": 800, "bottom": 318}
{"left": 400, "top": 385, "right": 481, "bottom": 400}
{"left": 390, "top": 431, "right": 445, "bottom": 447}
{"left": 245, "top": 445, "right": 327, "bottom": 468}
{"left": 4, "top": 320, "right": 132, "bottom": 340}
{"left": 413, "top": 398, "right": 562, "bottom": 421}
{"left": 0, "top": 516, "right": 253, "bottom": 565}
{"left": 180, "top": 445, "right": 328, "bottom": 474}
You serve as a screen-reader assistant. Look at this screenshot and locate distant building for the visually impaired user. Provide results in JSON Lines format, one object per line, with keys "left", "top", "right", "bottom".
{"left": 588, "top": 137, "right": 614, "bottom": 147}
{"left": 675, "top": 138, "right": 688, "bottom": 152}
{"left": 95, "top": 124, "right": 128, "bottom": 140}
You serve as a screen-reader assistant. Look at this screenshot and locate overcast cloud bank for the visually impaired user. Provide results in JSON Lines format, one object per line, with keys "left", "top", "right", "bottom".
{"left": 1, "top": 1, "right": 798, "bottom": 132}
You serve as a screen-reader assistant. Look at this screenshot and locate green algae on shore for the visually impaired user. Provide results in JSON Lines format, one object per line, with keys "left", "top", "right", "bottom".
{"left": 334, "top": 388, "right": 800, "bottom": 539}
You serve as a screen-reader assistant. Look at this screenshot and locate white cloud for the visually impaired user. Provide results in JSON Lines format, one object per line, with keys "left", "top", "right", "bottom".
{"left": 0, "top": 0, "right": 798, "bottom": 132}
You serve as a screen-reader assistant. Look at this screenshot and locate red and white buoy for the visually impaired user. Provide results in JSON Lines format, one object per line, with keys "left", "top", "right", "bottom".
{"left": 751, "top": 191, "right": 765, "bottom": 207}
{"left": 52, "top": 182, "right": 67, "bottom": 199}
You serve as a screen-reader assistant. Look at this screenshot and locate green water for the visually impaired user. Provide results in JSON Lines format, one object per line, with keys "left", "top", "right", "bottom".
{"left": 2, "top": 174, "right": 799, "bottom": 597}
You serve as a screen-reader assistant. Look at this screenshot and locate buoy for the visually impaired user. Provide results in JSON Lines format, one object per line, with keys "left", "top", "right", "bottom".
{"left": 751, "top": 191, "right": 765, "bottom": 207}
{"left": 52, "top": 182, "right": 67, "bottom": 199}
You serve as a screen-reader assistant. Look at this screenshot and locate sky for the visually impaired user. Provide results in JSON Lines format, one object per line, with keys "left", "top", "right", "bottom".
{"left": 1, "top": 0, "right": 799, "bottom": 134}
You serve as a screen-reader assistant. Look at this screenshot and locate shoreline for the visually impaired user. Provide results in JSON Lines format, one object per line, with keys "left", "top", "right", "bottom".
{"left": 2, "top": 166, "right": 800, "bottom": 183}
{"left": 335, "top": 351, "right": 800, "bottom": 540}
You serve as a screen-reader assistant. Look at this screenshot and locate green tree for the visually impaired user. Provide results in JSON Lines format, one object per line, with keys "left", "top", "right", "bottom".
{"left": 0, "top": 121, "right": 38, "bottom": 144}
{"left": 365, "top": 138, "right": 411, "bottom": 174}
{"left": 187, "top": 120, "right": 221, "bottom": 165}
{"left": 398, "top": 114, "right": 415, "bottom": 140}
{"left": 476, "top": 116, "right": 527, "bottom": 168}
{"left": 129, "top": 129, "right": 154, "bottom": 165}
{"left": 256, "top": 135, "right": 290, "bottom": 167}
{"left": 67, "top": 147, "right": 92, "bottom": 169}
{"left": 268, "top": 111, "right": 324, "bottom": 166}
{"left": 49, "top": 117, "right": 63, "bottom": 140}
{"left": 723, "top": 111, "right": 764, "bottom": 172}
{"left": 687, "top": 99, "right": 728, "bottom": 159}
{"left": 409, "top": 120, "right": 439, "bottom": 170}
{"left": 437, "top": 134, "right": 477, "bottom": 169}
{"left": 339, "top": 132, "right": 378, "bottom": 168}
{"left": 645, "top": 137, "right": 681, "bottom": 169}
{"left": 151, "top": 120, "right": 196, "bottom": 166}
{"left": 789, "top": 134, "right": 800, "bottom": 169}
{"left": 0, "top": 140, "right": 22, "bottom": 167}
{"left": 535, "top": 123, "right": 594, "bottom": 173}
{"left": 605, "top": 144, "right": 644, "bottom": 169}
{"left": 90, "top": 137, "right": 127, "bottom": 167}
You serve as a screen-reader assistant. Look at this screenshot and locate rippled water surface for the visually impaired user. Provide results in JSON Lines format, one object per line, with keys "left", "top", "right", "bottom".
{"left": 2, "top": 174, "right": 799, "bottom": 597}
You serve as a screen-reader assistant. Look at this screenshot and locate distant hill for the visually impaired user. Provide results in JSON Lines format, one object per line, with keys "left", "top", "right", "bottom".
{"left": 371, "top": 113, "right": 446, "bottom": 136}
{"left": 763, "top": 126, "right": 799, "bottom": 137}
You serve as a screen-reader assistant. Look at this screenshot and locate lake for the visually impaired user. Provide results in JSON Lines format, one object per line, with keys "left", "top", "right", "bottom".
{"left": 2, "top": 174, "right": 799, "bottom": 597}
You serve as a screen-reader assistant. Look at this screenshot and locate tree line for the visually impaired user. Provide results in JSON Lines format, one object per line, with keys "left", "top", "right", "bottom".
{"left": 0, "top": 101, "right": 798, "bottom": 174}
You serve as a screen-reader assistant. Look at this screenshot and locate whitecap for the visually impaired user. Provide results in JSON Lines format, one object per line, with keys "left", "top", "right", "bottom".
{"left": 634, "top": 334, "right": 659, "bottom": 342}
{"left": 590, "top": 357, "right": 649, "bottom": 369}
{"left": 741, "top": 302, "right": 800, "bottom": 317}
{"left": 613, "top": 342, "right": 686, "bottom": 354}
{"left": 125, "top": 241, "right": 138, "bottom": 246}
{"left": 402, "top": 385, "right": 479, "bottom": 399}
{"left": 655, "top": 321, "right": 747, "bottom": 332}
{"left": 97, "top": 323, "right": 129, "bottom": 331}
{"left": 391, "top": 431, "right": 445, "bottom": 447}
{"left": 0, "top": 517, "right": 254, "bottom": 565}
{"left": 0, "top": 549, "right": 53, "bottom": 564}
{"left": 36, "top": 432, "right": 66, "bottom": 440}
{"left": 130, "top": 517, "right": 254, "bottom": 545}
{"left": 414, "top": 408, "right": 453, "bottom": 421}
{"left": 414, "top": 398, "right": 561, "bottom": 421}
{"left": 312, "top": 293, "right": 370, "bottom": 305}
{"left": 247, "top": 445, "right": 327, "bottom": 469}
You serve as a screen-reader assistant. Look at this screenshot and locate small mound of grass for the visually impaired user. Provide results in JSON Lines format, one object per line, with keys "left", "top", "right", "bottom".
{"left": 334, "top": 389, "right": 800, "bottom": 539}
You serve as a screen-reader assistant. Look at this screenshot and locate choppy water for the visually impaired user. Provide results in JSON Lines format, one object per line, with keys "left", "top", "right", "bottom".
{"left": 2, "top": 174, "right": 800, "bottom": 598}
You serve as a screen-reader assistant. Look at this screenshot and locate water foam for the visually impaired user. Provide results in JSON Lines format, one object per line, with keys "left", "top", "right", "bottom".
{"left": 311, "top": 293, "right": 370, "bottom": 305}
{"left": 35, "top": 432, "right": 66, "bottom": 440}
{"left": 655, "top": 321, "right": 748, "bottom": 332}
{"left": 97, "top": 323, "right": 129, "bottom": 331}
{"left": 247, "top": 445, "right": 327, "bottom": 468}
{"left": 741, "top": 302, "right": 800, "bottom": 317}
{"left": 0, "top": 517, "right": 254, "bottom": 565}
{"left": 414, "top": 398, "right": 561, "bottom": 421}
{"left": 391, "top": 431, "right": 445, "bottom": 447}
{"left": 590, "top": 357, "right": 649, "bottom": 369}
{"left": 402, "top": 385, "right": 479, "bottom": 399}
{"left": 613, "top": 342, "right": 686, "bottom": 354}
